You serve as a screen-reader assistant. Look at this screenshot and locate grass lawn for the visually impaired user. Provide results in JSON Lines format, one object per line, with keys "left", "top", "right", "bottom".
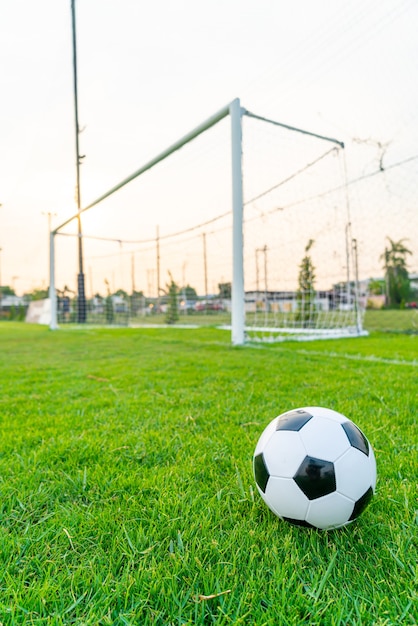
{"left": 364, "top": 309, "right": 418, "bottom": 333}
{"left": 0, "top": 323, "right": 416, "bottom": 625}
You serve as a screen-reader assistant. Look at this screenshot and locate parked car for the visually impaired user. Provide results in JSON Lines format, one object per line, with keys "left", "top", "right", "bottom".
{"left": 194, "top": 301, "right": 224, "bottom": 312}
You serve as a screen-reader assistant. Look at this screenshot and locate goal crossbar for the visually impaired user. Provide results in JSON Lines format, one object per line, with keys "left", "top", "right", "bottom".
{"left": 243, "top": 109, "right": 345, "bottom": 149}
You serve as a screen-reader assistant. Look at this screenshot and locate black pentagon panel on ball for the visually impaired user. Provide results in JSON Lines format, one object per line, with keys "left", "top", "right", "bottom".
{"left": 349, "top": 486, "right": 373, "bottom": 521}
{"left": 282, "top": 517, "right": 315, "bottom": 528}
{"left": 342, "top": 422, "right": 369, "bottom": 456}
{"left": 276, "top": 409, "right": 314, "bottom": 432}
{"left": 254, "top": 453, "right": 270, "bottom": 493}
{"left": 294, "top": 456, "right": 336, "bottom": 500}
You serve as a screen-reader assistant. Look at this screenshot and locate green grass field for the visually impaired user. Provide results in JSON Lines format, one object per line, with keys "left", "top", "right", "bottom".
{"left": 0, "top": 324, "right": 416, "bottom": 625}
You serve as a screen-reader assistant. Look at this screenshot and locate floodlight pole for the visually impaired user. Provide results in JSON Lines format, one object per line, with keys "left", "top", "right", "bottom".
{"left": 352, "top": 238, "right": 363, "bottom": 334}
{"left": 202, "top": 232, "right": 208, "bottom": 303}
{"left": 230, "top": 98, "right": 245, "bottom": 346}
{"left": 71, "top": 0, "right": 86, "bottom": 323}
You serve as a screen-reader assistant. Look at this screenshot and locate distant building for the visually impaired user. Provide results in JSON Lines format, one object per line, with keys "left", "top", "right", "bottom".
{"left": 0, "top": 295, "right": 27, "bottom": 312}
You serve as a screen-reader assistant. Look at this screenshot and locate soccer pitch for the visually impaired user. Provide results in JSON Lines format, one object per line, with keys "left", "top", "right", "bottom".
{"left": 0, "top": 324, "right": 416, "bottom": 625}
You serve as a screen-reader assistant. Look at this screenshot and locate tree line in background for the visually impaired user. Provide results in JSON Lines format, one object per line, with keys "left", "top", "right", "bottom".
{"left": 151, "top": 236, "right": 416, "bottom": 325}
{"left": 379, "top": 238, "right": 413, "bottom": 307}
{"left": 0, "top": 237, "right": 415, "bottom": 323}
{"left": 296, "top": 236, "right": 416, "bottom": 327}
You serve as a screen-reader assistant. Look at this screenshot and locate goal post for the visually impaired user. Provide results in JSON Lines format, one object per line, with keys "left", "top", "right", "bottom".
{"left": 49, "top": 230, "right": 58, "bottom": 330}
{"left": 230, "top": 98, "right": 245, "bottom": 345}
{"left": 49, "top": 98, "right": 365, "bottom": 343}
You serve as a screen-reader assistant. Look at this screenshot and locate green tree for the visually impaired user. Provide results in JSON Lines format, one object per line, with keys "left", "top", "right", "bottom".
{"left": 0, "top": 286, "right": 15, "bottom": 296}
{"left": 104, "top": 279, "right": 114, "bottom": 324}
{"left": 368, "top": 278, "right": 385, "bottom": 296}
{"left": 130, "top": 290, "right": 144, "bottom": 315}
{"left": 296, "top": 239, "right": 316, "bottom": 327}
{"left": 380, "top": 237, "right": 412, "bottom": 307}
{"left": 24, "top": 287, "right": 48, "bottom": 300}
{"left": 15, "top": 304, "right": 26, "bottom": 321}
{"left": 165, "top": 273, "right": 179, "bottom": 325}
{"left": 114, "top": 289, "right": 129, "bottom": 299}
{"left": 218, "top": 282, "right": 231, "bottom": 299}
{"left": 181, "top": 285, "right": 197, "bottom": 300}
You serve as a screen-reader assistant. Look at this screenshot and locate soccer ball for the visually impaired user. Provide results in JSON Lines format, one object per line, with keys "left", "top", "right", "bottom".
{"left": 253, "top": 407, "right": 377, "bottom": 530}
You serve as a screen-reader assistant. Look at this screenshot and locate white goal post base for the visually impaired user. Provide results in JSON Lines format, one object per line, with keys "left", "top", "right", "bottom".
{"left": 246, "top": 328, "right": 369, "bottom": 342}
{"left": 218, "top": 325, "right": 368, "bottom": 342}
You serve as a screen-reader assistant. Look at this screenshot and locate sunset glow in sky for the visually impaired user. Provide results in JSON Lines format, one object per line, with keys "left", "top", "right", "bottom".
{"left": 1, "top": 0, "right": 417, "bottom": 295}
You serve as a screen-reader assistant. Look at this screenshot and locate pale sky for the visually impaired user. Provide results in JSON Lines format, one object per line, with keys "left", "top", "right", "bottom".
{"left": 1, "top": 0, "right": 417, "bottom": 295}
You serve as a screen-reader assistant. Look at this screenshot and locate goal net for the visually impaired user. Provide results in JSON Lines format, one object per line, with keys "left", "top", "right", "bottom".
{"left": 241, "top": 111, "right": 364, "bottom": 341}
{"left": 50, "top": 99, "right": 366, "bottom": 342}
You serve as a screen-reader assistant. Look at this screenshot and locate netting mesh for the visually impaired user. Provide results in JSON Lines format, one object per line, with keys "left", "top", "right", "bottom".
{"left": 54, "top": 116, "right": 233, "bottom": 324}
{"left": 240, "top": 114, "right": 358, "bottom": 340}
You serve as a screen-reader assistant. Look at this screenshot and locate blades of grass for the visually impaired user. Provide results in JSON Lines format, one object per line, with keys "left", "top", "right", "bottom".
{"left": 63, "top": 592, "right": 87, "bottom": 615}
{"left": 62, "top": 528, "right": 75, "bottom": 551}
{"left": 123, "top": 525, "right": 137, "bottom": 554}
{"left": 236, "top": 465, "right": 246, "bottom": 499}
{"left": 314, "top": 550, "right": 338, "bottom": 603}
{"left": 399, "top": 600, "right": 413, "bottom": 622}
{"left": 177, "top": 531, "right": 184, "bottom": 553}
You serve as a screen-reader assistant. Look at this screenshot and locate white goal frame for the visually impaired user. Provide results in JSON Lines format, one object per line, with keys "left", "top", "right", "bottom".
{"left": 49, "top": 98, "right": 356, "bottom": 344}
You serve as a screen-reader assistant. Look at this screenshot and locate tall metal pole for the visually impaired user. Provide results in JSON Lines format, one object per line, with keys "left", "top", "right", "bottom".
{"left": 131, "top": 253, "right": 135, "bottom": 295}
{"left": 202, "top": 232, "right": 208, "bottom": 302}
{"left": 71, "top": 0, "right": 86, "bottom": 322}
{"left": 352, "top": 238, "right": 362, "bottom": 334}
{"left": 345, "top": 222, "right": 351, "bottom": 309}
{"left": 255, "top": 249, "right": 260, "bottom": 294}
{"left": 263, "top": 245, "right": 268, "bottom": 311}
